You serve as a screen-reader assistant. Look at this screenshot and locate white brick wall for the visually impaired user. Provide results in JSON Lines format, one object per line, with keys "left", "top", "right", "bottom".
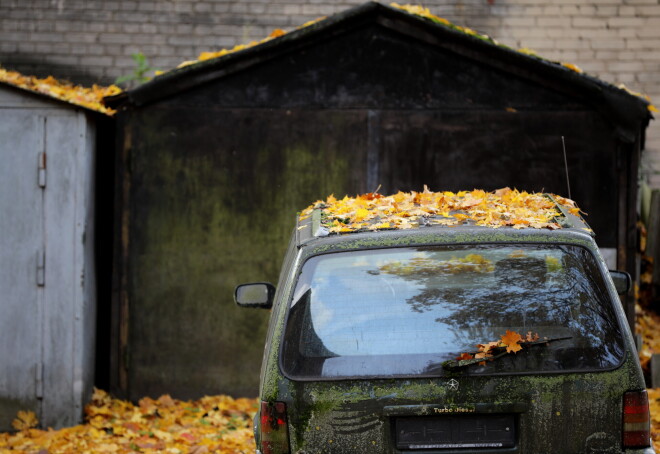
{"left": 0, "top": 0, "right": 658, "bottom": 185}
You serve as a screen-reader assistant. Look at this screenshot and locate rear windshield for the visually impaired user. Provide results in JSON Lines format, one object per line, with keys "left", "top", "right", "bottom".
{"left": 281, "top": 244, "right": 625, "bottom": 379}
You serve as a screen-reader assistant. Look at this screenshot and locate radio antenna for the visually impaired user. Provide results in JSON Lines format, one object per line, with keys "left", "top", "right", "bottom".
{"left": 561, "top": 136, "right": 572, "bottom": 200}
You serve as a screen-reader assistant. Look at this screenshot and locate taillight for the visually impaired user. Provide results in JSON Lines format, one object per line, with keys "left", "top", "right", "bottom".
{"left": 260, "top": 401, "right": 290, "bottom": 454}
{"left": 623, "top": 390, "right": 651, "bottom": 448}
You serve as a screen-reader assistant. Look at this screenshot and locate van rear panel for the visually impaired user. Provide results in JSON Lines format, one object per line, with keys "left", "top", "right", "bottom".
{"left": 257, "top": 232, "right": 647, "bottom": 453}
{"left": 280, "top": 358, "right": 641, "bottom": 453}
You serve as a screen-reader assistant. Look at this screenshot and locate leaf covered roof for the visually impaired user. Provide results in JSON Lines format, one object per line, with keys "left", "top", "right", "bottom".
{"left": 0, "top": 67, "right": 121, "bottom": 116}
{"left": 113, "top": 1, "right": 654, "bottom": 124}
{"left": 299, "top": 187, "right": 585, "bottom": 234}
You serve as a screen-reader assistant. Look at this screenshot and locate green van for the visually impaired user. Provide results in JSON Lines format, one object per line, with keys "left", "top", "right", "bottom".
{"left": 236, "top": 190, "right": 653, "bottom": 454}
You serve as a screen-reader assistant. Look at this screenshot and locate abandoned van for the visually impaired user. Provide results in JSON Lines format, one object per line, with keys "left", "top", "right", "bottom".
{"left": 235, "top": 188, "right": 653, "bottom": 454}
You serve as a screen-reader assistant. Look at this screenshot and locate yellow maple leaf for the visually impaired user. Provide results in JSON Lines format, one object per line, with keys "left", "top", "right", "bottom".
{"left": 11, "top": 410, "right": 38, "bottom": 430}
{"left": 353, "top": 208, "right": 370, "bottom": 222}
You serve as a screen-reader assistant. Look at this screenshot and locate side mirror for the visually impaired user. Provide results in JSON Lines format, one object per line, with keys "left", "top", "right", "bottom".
{"left": 609, "top": 270, "right": 631, "bottom": 295}
{"left": 235, "top": 282, "right": 275, "bottom": 309}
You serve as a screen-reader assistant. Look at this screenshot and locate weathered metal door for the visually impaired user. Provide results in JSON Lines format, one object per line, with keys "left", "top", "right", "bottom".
{"left": 0, "top": 111, "right": 45, "bottom": 431}
{"left": 0, "top": 98, "right": 97, "bottom": 430}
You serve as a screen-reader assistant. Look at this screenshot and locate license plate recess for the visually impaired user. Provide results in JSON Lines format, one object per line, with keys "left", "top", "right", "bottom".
{"left": 395, "top": 414, "right": 515, "bottom": 450}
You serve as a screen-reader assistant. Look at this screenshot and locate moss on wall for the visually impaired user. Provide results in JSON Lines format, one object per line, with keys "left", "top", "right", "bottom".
{"left": 123, "top": 107, "right": 365, "bottom": 399}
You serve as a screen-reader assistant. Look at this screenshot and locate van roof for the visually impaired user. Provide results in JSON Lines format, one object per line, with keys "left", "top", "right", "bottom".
{"left": 296, "top": 187, "right": 592, "bottom": 245}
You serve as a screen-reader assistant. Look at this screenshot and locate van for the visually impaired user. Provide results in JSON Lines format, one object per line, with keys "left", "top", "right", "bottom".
{"left": 236, "top": 188, "right": 653, "bottom": 454}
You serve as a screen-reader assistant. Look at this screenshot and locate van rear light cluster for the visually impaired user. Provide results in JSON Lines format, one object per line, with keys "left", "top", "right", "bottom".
{"left": 260, "top": 401, "right": 290, "bottom": 454}
{"left": 623, "top": 390, "right": 651, "bottom": 448}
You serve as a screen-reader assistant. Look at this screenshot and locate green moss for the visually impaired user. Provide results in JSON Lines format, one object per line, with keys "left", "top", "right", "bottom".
{"left": 126, "top": 108, "right": 356, "bottom": 398}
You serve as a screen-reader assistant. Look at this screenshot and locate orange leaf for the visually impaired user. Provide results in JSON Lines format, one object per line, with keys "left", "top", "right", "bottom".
{"left": 269, "top": 28, "right": 286, "bottom": 38}
{"left": 361, "top": 192, "right": 383, "bottom": 201}
{"left": 475, "top": 351, "right": 493, "bottom": 366}
{"left": 180, "top": 432, "right": 197, "bottom": 442}
{"left": 477, "top": 341, "right": 499, "bottom": 354}
{"left": 500, "top": 330, "right": 523, "bottom": 354}
{"left": 456, "top": 352, "right": 473, "bottom": 360}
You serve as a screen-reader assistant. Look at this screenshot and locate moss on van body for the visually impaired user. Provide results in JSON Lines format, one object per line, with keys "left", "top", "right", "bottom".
{"left": 256, "top": 225, "right": 644, "bottom": 453}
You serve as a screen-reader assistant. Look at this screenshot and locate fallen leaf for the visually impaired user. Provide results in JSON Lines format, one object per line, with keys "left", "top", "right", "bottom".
{"left": 11, "top": 411, "right": 38, "bottom": 431}
{"left": 501, "top": 330, "right": 523, "bottom": 354}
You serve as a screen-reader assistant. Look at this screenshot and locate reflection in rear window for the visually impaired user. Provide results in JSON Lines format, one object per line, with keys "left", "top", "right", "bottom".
{"left": 281, "top": 245, "right": 624, "bottom": 378}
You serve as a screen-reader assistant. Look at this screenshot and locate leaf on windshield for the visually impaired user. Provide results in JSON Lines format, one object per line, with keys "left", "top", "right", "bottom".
{"left": 525, "top": 331, "right": 540, "bottom": 342}
{"left": 456, "top": 330, "right": 540, "bottom": 362}
{"left": 477, "top": 341, "right": 500, "bottom": 353}
{"left": 501, "top": 330, "right": 523, "bottom": 353}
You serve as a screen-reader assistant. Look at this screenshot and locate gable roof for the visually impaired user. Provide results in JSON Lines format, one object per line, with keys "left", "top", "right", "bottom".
{"left": 108, "top": 2, "right": 652, "bottom": 139}
{"left": 0, "top": 67, "right": 120, "bottom": 116}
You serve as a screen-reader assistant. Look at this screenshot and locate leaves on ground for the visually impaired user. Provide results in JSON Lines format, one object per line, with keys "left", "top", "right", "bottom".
{"left": 0, "top": 67, "right": 121, "bottom": 115}
{"left": 301, "top": 187, "right": 576, "bottom": 234}
{"left": 648, "top": 388, "right": 660, "bottom": 451}
{"left": 0, "top": 389, "right": 257, "bottom": 453}
{"left": 637, "top": 302, "right": 660, "bottom": 370}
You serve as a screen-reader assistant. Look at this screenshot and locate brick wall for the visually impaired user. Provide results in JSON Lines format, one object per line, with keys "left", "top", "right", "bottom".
{"left": 1, "top": 0, "right": 659, "bottom": 186}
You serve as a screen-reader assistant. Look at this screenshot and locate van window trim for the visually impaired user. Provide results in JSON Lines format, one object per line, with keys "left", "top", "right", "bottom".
{"left": 277, "top": 241, "right": 629, "bottom": 382}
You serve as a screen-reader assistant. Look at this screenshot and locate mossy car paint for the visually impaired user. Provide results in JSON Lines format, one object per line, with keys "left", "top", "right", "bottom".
{"left": 236, "top": 202, "right": 653, "bottom": 453}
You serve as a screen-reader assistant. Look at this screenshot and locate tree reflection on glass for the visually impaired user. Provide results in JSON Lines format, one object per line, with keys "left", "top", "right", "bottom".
{"left": 282, "top": 245, "right": 625, "bottom": 379}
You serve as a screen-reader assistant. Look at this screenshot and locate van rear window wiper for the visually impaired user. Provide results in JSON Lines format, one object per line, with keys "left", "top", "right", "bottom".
{"left": 442, "top": 336, "right": 573, "bottom": 370}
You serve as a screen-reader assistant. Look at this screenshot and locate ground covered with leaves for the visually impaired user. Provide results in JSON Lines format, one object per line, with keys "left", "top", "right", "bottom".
{"left": 0, "top": 389, "right": 256, "bottom": 453}
{"left": 3, "top": 248, "right": 660, "bottom": 452}
{"left": 637, "top": 301, "right": 660, "bottom": 451}
{"left": 2, "top": 304, "right": 660, "bottom": 453}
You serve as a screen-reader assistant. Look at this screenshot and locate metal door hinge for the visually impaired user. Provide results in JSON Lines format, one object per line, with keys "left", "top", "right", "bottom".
{"left": 38, "top": 152, "right": 46, "bottom": 188}
{"left": 37, "top": 250, "right": 45, "bottom": 287}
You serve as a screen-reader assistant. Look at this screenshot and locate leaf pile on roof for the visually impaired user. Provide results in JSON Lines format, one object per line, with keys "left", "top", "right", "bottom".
{"left": 0, "top": 389, "right": 257, "bottom": 453}
{"left": 138, "top": 2, "right": 655, "bottom": 112}
{"left": 390, "top": 3, "right": 656, "bottom": 113}
{"left": 0, "top": 67, "right": 121, "bottom": 116}
{"left": 168, "top": 17, "right": 325, "bottom": 72}
{"left": 390, "top": 3, "right": 484, "bottom": 39}
{"left": 300, "top": 187, "right": 581, "bottom": 234}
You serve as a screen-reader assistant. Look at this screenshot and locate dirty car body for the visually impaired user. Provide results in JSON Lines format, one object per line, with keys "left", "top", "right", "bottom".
{"left": 236, "top": 204, "right": 653, "bottom": 454}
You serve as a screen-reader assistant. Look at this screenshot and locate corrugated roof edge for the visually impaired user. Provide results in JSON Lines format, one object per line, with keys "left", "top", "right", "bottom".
{"left": 105, "top": 1, "right": 651, "bottom": 139}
